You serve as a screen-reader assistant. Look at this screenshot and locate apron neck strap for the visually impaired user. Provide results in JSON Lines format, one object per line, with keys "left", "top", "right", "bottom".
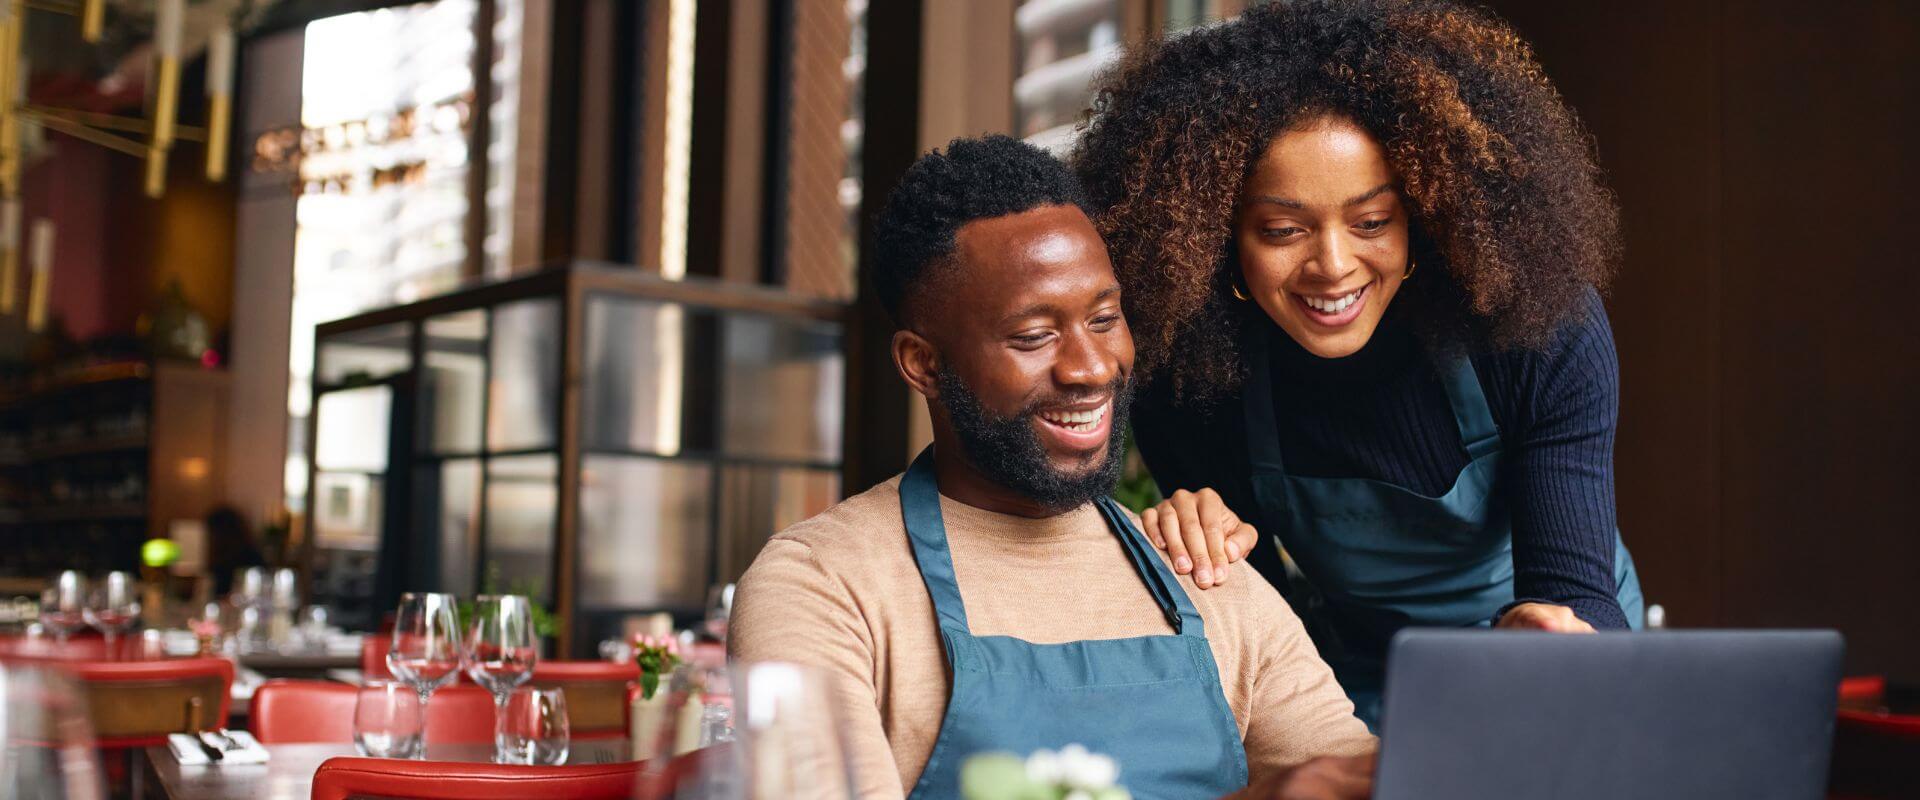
{"left": 1241, "top": 326, "right": 1286, "bottom": 473}
{"left": 1437, "top": 355, "right": 1501, "bottom": 459}
{"left": 1242, "top": 324, "right": 1503, "bottom": 467}
{"left": 1099, "top": 496, "right": 1207, "bottom": 638}
{"left": 901, "top": 447, "right": 972, "bottom": 635}
{"left": 899, "top": 446, "right": 1206, "bottom": 639}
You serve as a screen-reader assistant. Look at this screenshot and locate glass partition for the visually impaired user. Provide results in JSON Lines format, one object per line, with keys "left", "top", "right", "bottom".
{"left": 306, "top": 265, "right": 847, "bottom": 654}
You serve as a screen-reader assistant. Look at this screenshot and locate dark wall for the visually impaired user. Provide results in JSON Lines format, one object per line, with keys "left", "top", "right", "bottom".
{"left": 1483, "top": 0, "right": 1920, "bottom": 678}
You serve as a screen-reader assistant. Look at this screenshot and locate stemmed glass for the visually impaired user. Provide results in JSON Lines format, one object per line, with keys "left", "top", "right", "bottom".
{"left": 386, "top": 592, "right": 463, "bottom": 755}
{"left": 38, "top": 571, "right": 88, "bottom": 645}
{"left": 83, "top": 572, "right": 142, "bottom": 657}
{"left": 465, "top": 594, "right": 538, "bottom": 762}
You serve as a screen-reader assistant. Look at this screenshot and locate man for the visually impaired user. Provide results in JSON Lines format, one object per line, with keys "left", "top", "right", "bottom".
{"left": 730, "top": 135, "right": 1375, "bottom": 800}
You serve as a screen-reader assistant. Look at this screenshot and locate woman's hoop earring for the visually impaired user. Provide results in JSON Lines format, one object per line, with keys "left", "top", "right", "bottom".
{"left": 1232, "top": 284, "right": 1251, "bottom": 302}
{"left": 1404, "top": 258, "right": 1418, "bottom": 281}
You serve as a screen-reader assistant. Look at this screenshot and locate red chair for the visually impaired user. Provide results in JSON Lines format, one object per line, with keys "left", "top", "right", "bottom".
{"left": 310, "top": 756, "right": 637, "bottom": 800}
{"left": 65, "top": 657, "right": 234, "bottom": 749}
{"left": 360, "top": 634, "right": 393, "bottom": 679}
{"left": 250, "top": 680, "right": 497, "bottom": 744}
{"left": 1830, "top": 675, "right": 1920, "bottom": 798}
{"left": 531, "top": 660, "right": 639, "bottom": 740}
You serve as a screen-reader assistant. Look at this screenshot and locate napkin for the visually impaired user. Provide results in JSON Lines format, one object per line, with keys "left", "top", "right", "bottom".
{"left": 167, "top": 730, "right": 270, "bottom": 765}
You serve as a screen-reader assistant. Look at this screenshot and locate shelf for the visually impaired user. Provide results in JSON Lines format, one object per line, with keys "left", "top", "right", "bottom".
{"left": 20, "top": 434, "right": 149, "bottom": 462}
{"left": 22, "top": 504, "right": 148, "bottom": 523}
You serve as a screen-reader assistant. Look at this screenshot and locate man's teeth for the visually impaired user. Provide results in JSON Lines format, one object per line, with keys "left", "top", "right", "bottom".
{"left": 1302, "top": 288, "right": 1363, "bottom": 313}
{"left": 1039, "top": 403, "right": 1108, "bottom": 432}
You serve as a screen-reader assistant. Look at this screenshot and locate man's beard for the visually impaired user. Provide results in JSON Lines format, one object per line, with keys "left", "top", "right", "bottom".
{"left": 935, "top": 368, "right": 1132, "bottom": 514}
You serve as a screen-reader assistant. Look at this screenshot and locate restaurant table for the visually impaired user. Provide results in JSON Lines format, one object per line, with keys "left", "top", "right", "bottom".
{"left": 140, "top": 738, "right": 632, "bottom": 800}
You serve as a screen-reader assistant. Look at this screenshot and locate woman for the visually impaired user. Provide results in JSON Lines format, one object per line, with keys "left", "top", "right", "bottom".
{"left": 1072, "top": 0, "right": 1641, "bottom": 726}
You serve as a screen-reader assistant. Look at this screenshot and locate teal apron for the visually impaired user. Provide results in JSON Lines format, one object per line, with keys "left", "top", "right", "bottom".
{"left": 901, "top": 448, "right": 1249, "bottom": 799}
{"left": 1240, "top": 328, "right": 1644, "bottom": 729}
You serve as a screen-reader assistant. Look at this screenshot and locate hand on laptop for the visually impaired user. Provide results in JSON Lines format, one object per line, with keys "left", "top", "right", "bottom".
{"left": 1233, "top": 752, "right": 1377, "bottom": 800}
{"left": 1142, "top": 487, "right": 1259, "bottom": 589}
{"left": 1494, "top": 602, "right": 1596, "bottom": 633}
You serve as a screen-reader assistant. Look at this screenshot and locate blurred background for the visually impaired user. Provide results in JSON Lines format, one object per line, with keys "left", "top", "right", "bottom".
{"left": 0, "top": 0, "right": 1913, "bottom": 676}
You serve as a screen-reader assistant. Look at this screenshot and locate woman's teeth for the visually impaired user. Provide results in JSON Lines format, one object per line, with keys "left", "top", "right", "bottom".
{"left": 1302, "top": 287, "right": 1363, "bottom": 313}
{"left": 1038, "top": 403, "right": 1108, "bottom": 432}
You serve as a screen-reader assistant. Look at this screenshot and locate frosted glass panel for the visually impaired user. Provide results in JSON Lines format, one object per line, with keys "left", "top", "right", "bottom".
{"left": 486, "top": 299, "right": 561, "bottom": 451}
{"left": 720, "top": 315, "right": 843, "bottom": 463}
{"left": 421, "top": 311, "right": 487, "bottom": 454}
{"left": 484, "top": 454, "right": 556, "bottom": 602}
{"left": 577, "top": 456, "right": 713, "bottom": 610}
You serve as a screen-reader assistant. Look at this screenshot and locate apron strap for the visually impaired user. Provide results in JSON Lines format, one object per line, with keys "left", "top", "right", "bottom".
{"left": 1240, "top": 325, "right": 1288, "bottom": 475}
{"left": 900, "top": 447, "right": 972, "bottom": 635}
{"left": 1098, "top": 496, "right": 1207, "bottom": 638}
{"left": 1436, "top": 356, "right": 1502, "bottom": 460}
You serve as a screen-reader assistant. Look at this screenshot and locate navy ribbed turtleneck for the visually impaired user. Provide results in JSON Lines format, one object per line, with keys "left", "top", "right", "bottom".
{"left": 1131, "top": 289, "right": 1631, "bottom": 630}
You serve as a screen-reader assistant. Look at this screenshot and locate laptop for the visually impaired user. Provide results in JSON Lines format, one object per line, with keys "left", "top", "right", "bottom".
{"left": 1374, "top": 629, "right": 1844, "bottom": 800}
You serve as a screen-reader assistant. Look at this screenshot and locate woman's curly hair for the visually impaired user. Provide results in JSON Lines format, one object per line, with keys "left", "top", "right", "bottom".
{"left": 1071, "top": 0, "right": 1621, "bottom": 402}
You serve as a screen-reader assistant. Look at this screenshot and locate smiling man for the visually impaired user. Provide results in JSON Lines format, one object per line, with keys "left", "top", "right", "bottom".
{"left": 729, "top": 136, "right": 1375, "bottom": 800}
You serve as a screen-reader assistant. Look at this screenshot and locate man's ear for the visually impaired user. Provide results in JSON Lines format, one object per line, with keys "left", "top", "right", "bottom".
{"left": 892, "top": 329, "right": 941, "bottom": 401}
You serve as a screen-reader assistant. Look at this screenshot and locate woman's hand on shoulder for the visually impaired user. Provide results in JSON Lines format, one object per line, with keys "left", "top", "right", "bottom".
{"left": 1495, "top": 602, "right": 1597, "bottom": 633}
{"left": 1141, "top": 487, "right": 1259, "bottom": 589}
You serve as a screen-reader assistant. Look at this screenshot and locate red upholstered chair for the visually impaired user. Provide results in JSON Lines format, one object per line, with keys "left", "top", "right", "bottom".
{"left": 310, "top": 756, "right": 637, "bottom": 800}
{"left": 530, "top": 660, "right": 639, "bottom": 740}
{"left": 249, "top": 680, "right": 497, "bottom": 744}
{"left": 65, "top": 656, "right": 234, "bottom": 749}
{"left": 360, "top": 634, "right": 393, "bottom": 680}
{"left": 1829, "top": 675, "right": 1920, "bottom": 798}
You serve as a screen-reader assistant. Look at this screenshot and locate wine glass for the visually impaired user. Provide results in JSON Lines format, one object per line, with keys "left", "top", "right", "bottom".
{"left": 386, "top": 592, "right": 463, "bottom": 753}
{"left": 465, "top": 594, "right": 538, "bottom": 762}
{"left": 497, "top": 686, "right": 569, "bottom": 765}
{"left": 353, "top": 680, "right": 426, "bottom": 759}
{"left": 82, "top": 571, "right": 142, "bottom": 657}
{"left": 38, "top": 571, "right": 87, "bottom": 645}
{"left": 703, "top": 583, "right": 735, "bottom": 642}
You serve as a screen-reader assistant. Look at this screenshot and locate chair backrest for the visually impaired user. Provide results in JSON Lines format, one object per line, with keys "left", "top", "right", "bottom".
{"left": 530, "top": 661, "right": 638, "bottom": 740}
{"left": 360, "top": 634, "right": 392, "bottom": 680}
{"left": 310, "top": 756, "right": 637, "bottom": 800}
{"left": 65, "top": 657, "right": 234, "bottom": 748}
{"left": 249, "top": 680, "right": 497, "bottom": 745}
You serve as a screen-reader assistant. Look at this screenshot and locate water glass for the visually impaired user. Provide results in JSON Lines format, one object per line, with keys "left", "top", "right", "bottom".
{"left": 497, "top": 686, "right": 569, "bottom": 766}
{"left": 633, "top": 661, "right": 859, "bottom": 800}
{"left": 0, "top": 662, "right": 105, "bottom": 798}
{"left": 83, "top": 571, "right": 142, "bottom": 656}
{"left": 353, "top": 680, "right": 425, "bottom": 759}
{"left": 38, "top": 572, "right": 87, "bottom": 644}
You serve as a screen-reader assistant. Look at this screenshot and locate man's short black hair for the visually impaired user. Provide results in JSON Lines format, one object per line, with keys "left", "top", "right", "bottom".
{"left": 870, "top": 134, "right": 1092, "bottom": 326}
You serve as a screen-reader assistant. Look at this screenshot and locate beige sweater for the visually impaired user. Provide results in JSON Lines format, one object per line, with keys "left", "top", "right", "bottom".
{"left": 729, "top": 477, "right": 1375, "bottom": 799}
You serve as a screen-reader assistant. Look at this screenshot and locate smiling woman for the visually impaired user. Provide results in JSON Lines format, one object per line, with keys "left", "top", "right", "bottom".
{"left": 1072, "top": 0, "right": 1640, "bottom": 729}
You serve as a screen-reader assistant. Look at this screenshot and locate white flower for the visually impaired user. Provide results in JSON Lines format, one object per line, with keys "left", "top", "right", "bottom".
{"left": 1025, "top": 749, "right": 1063, "bottom": 784}
{"left": 1051, "top": 744, "right": 1119, "bottom": 789}
{"left": 1065, "top": 791, "right": 1093, "bottom": 800}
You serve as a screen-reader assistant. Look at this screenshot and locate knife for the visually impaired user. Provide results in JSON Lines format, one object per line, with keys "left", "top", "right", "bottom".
{"left": 195, "top": 731, "right": 226, "bottom": 762}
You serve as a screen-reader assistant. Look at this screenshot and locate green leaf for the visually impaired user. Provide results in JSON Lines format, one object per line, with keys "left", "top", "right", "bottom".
{"left": 639, "top": 670, "right": 660, "bottom": 700}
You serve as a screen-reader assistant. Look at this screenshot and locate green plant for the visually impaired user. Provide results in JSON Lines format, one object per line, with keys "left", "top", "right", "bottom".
{"left": 457, "top": 562, "right": 560, "bottom": 639}
{"left": 1110, "top": 426, "right": 1162, "bottom": 514}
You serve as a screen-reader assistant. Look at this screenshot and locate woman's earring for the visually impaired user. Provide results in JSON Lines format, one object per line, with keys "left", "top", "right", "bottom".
{"left": 1404, "top": 258, "right": 1418, "bottom": 281}
{"left": 1232, "top": 283, "right": 1251, "bottom": 302}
